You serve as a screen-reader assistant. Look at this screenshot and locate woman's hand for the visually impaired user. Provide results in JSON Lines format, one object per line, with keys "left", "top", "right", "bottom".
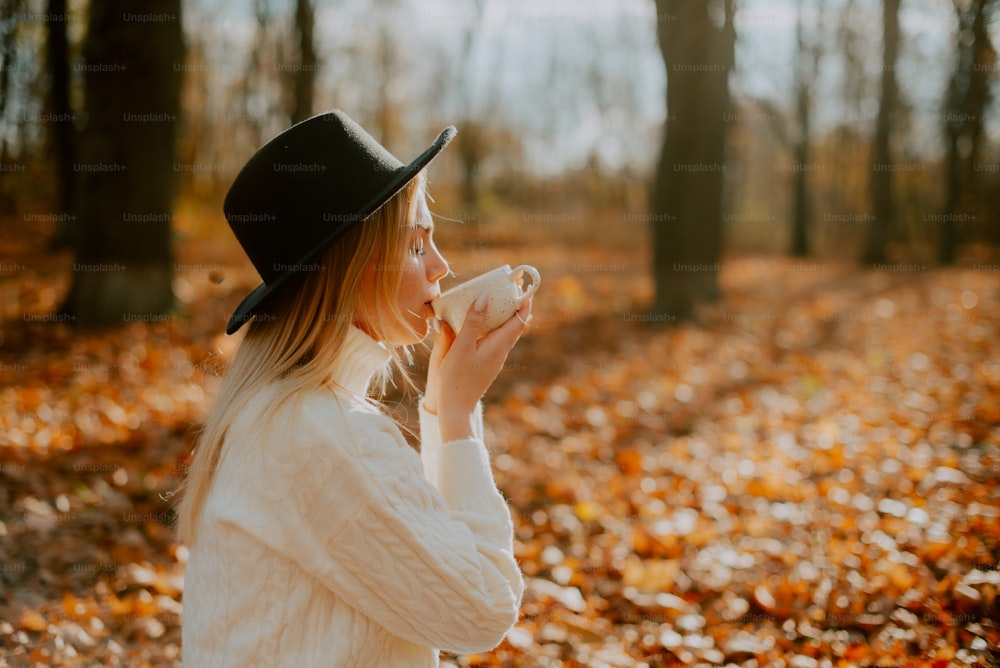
{"left": 424, "top": 292, "right": 532, "bottom": 442}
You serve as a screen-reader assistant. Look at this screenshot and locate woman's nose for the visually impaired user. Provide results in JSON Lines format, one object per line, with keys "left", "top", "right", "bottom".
{"left": 427, "top": 244, "right": 449, "bottom": 283}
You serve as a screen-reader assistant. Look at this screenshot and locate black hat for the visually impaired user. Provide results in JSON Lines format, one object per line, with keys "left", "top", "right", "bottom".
{"left": 223, "top": 110, "right": 457, "bottom": 334}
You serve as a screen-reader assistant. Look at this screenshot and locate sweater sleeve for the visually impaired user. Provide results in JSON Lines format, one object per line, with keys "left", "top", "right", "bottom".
{"left": 417, "top": 398, "right": 484, "bottom": 490}
{"left": 217, "top": 396, "right": 523, "bottom": 655}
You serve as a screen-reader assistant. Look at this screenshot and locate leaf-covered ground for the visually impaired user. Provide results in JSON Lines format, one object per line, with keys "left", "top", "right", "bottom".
{"left": 1, "top": 238, "right": 998, "bottom": 667}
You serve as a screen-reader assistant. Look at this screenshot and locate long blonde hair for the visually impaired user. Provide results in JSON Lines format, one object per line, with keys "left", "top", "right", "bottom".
{"left": 175, "top": 174, "right": 425, "bottom": 545}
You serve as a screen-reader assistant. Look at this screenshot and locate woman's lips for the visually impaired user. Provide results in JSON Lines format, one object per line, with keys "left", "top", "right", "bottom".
{"left": 420, "top": 292, "right": 441, "bottom": 319}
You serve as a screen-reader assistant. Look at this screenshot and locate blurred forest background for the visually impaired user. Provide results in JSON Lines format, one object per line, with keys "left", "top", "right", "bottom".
{"left": 1, "top": 0, "right": 999, "bottom": 666}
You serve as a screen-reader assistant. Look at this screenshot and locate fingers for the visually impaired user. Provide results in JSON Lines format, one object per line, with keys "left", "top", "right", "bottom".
{"left": 433, "top": 296, "right": 532, "bottom": 416}
{"left": 428, "top": 320, "right": 454, "bottom": 368}
{"left": 478, "top": 298, "right": 532, "bottom": 356}
{"left": 514, "top": 297, "right": 532, "bottom": 331}
{"left": 453, "top": 290, "right": 489, "bottom": 349}
{"left": 448, "top": 293, "right": 532, "bottom": 362}
{"left": 500, "top": 298, "right": 532, "bottom": 338}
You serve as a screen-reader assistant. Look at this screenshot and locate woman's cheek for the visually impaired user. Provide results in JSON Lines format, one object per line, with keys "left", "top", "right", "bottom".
{"left": 399, "top": 262, "right": 423, "bottom": 309}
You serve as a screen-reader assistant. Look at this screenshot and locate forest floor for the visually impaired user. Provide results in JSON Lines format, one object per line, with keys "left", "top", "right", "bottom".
{"left": 0, "top": 228, "right": 998, "bottom": 667}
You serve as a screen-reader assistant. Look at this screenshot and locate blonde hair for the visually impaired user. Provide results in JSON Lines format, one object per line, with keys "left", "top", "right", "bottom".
{"left": 175, "top": 174, "right": 426, "bottom": 545}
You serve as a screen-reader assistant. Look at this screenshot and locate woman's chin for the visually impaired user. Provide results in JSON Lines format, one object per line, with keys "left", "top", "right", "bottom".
{"left": 411, "top": 318, "right": 431, "bottom": 342}
{"left": 384, "top": 317, "right": 430, "bottom": 346}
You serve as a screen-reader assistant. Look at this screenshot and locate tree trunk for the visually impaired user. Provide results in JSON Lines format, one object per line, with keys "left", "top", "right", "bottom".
{"left": 458, "top": 122, "right": 484, "bottom": 212}
{"left": 649, "top": 0, "right": 734, "bottom": 320}
{"left": 46, "top": 0, "right": 78, "bottom": 249}
{"left": 790, "top": 101, "right": 810, "bottom": 257}
{"left": 0, "top": 0, "right": 28, "bottom": 166}
{"left": 831, "top": 0, "right": 863, "bottom": 255}
{"left": 790, "top": 0, "right": 822, "bottom": 258}
{"left": 290, "top": 0, "right": 316, "bottom": 125}
{"left": 59, "top": 0, "right": 183, "bottom": 327}
{"left": 941, "top": 110, "right": 961, "bottom": 266}
{"left": 457, "top": 0, "right": 487, "bottom": 213}
{"left": 862, "top": 0, "right": 899, "bottom": 265}
{"left": 939, "top": 0, "right": 996, "bottom": 265}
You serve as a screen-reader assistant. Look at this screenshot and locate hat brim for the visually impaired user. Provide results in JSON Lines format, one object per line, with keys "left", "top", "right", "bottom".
{"left": 226, "top": 124, "right": 456, "bottom": 335}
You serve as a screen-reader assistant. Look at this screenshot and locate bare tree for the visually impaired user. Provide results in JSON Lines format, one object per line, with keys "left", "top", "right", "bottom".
{"left": 790, "top": 0, "right": 825, "bottom": 257}
{"left": 649, "top": 0, "right": 736, "bottom": 320}
{"left": 829, "top": 0, "right": 868, "bottom": 255}
{"left": 46, "top": 0, "right": 78, "bottom": 249}
{"left": 0, "top": 0, "right": 28, "bottom": 166}
{"left": 939, "top": 0, "right": 997, "bottom": 265}
{"left": 455, "top": 0, "right": 487, "bottom": 211}
{"left": 289, "top": 0, "right": 316, "bottom": 124}
{"left": 236, "top": 0, "right": 284, "bottom": 148}
{"left": 744, "top": 0, "right": 827, "bottom": 257}
{"left": 371, "top": 0, "right": 402, "bottom": 147}
{"left": 861, "top": 0, "right": 901, "bottom": 265}
{"left": 59, "top": 0, "right": 184, "bottom": 326}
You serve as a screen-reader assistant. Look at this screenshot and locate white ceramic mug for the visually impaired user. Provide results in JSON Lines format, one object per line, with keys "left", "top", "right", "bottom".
{"left": 431, "top": 264, "right": 540, "bottom": 335}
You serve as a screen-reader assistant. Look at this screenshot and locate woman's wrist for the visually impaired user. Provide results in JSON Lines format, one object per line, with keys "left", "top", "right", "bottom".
{"left": 438, "top": 409, "right": 477, "bottom": 443}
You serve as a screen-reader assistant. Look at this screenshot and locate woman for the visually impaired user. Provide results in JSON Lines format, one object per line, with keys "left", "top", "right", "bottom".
{"left": 177, "top": 110, "right": 529, "bottom": 666}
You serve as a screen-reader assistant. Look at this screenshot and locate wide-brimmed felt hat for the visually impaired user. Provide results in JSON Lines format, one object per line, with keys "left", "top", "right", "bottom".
{"left": 223, "top": 109, "right": 457, "bottom": 334}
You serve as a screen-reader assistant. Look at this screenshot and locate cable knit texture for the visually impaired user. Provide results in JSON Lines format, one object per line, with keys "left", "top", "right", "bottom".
{"left": 182, "top": 326, "right": 524, "bottom": 666}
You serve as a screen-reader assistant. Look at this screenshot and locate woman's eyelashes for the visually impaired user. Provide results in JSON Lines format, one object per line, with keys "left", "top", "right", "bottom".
{"left": 410, "top": 236, "right": 426, "bottom": 257}
{"left": 410, "top": 228, "right": 430, "bottom": 257}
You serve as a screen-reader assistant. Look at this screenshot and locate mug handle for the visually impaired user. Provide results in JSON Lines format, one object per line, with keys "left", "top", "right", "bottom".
{"left": 510, "top": 265, "right": 540, "bottom": 302}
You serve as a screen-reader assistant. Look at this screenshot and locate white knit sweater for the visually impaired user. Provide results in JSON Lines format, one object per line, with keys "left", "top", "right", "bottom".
{"left": 181, "top": 326, "right": 524, "bottom": 666}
